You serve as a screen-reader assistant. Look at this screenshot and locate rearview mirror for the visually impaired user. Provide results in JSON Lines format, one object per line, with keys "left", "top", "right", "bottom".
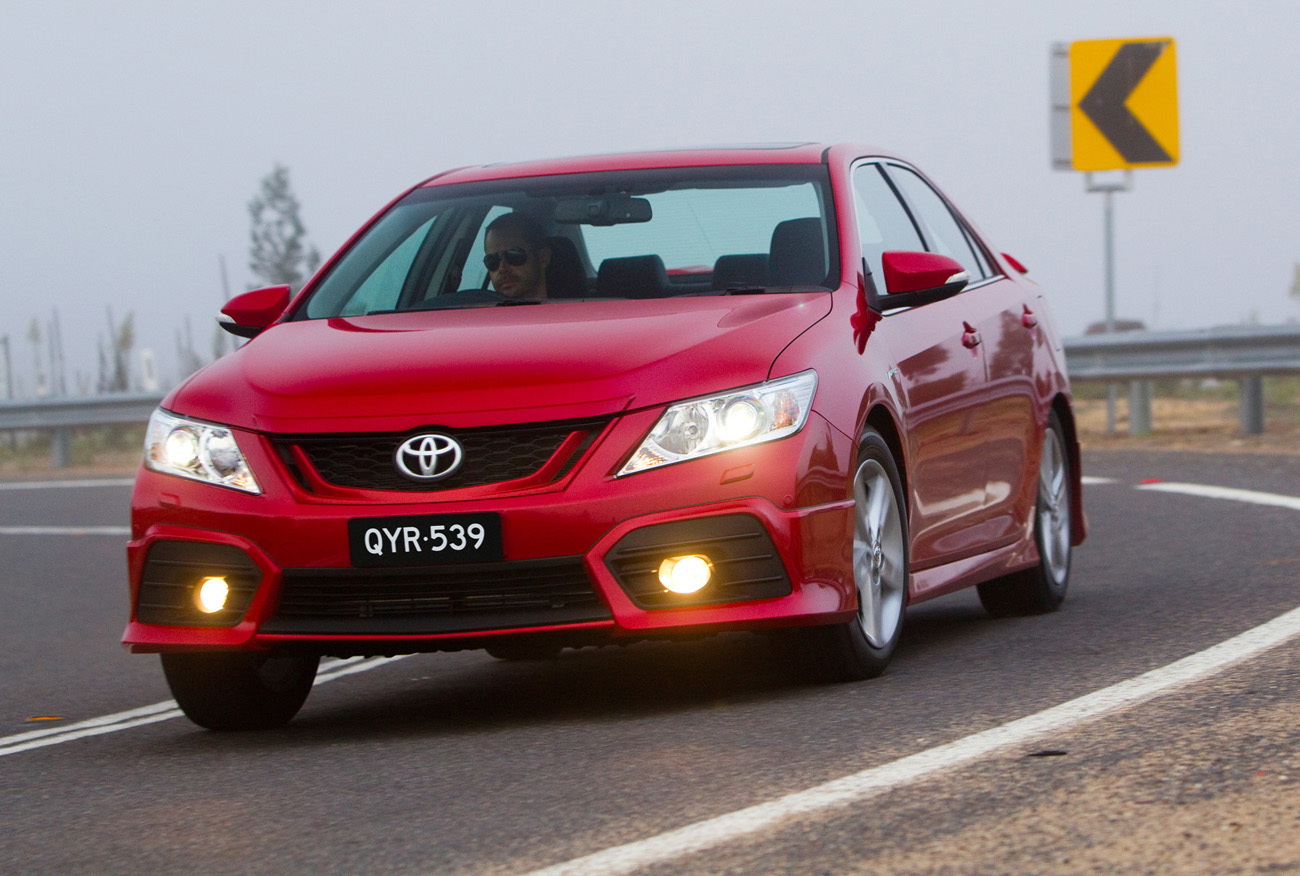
{"left": 879, "top": 251, "right": 969, "bottom": 309}
{"left": 554, "top": 196, "right": 652, "bottom": 226}
{"left": 219, "top": 285, "right": 291, "bottom": 338}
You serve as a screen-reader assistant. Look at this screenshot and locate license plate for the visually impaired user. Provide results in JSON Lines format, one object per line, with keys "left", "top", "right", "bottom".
{"left": 348, "top": 513, "right": 503, "bottom": 567}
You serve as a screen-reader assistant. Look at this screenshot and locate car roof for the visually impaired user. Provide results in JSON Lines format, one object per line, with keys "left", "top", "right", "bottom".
{"left": 420, "top": 143, "right": 894, "bottom": 186}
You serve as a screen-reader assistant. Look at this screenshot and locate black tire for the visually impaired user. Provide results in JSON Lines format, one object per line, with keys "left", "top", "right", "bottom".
{"left": 161, "top": 651, "right": 319, "bottom": 731}
{"left": 484, "top": 640, "right": 563, "bottom": 661}
{"left": 799, "top": 429, "right": 909, "bottom": 682}
{"left": 977, "top": 411, "right": 1072, "bottom": 617}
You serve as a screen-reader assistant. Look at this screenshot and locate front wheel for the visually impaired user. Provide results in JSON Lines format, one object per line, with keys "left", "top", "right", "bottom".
{"left": 799, "top": 429, "right": 909, "bottom": 681}
{"left": 161, "top": 651, "right": 319, "bottom": 731}
{"left": 977, "top": 411, "right": 1072, "bottom": 617}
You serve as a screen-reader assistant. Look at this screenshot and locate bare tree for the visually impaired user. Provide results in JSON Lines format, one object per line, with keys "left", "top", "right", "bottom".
{"left": 248, "top": 164, "right": 321, "bottom": 290}
{"left": 27, "top": 317, "right": 46, "bottom": 396}
{"left": 100, "top": 308, "right": 134, "bottom": 392}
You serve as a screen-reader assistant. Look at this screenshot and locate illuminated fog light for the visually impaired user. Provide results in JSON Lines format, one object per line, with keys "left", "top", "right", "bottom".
{"left": 658, "top": 555, "right": 712, "bottom": 594}
{"left": 195, "top": 577, "right": 230, "bottom": 613}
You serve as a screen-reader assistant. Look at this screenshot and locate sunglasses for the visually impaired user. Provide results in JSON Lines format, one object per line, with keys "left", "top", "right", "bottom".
{"left": 483, "top": 248, "right": 529, "bottom": 272}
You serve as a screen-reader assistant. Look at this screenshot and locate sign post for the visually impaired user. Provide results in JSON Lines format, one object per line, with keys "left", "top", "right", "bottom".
{"left": 1052, "top": 37, "right": 1178, "bottom": 433}
{"left": 0, "top": 335, "right": 10, "bottom": 401}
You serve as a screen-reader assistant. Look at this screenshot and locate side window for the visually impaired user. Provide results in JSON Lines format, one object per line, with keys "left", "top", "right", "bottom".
{"left": 963, "top": 226, "right": 994, "bottom": 278}
{"left": 851, "top": 163, "right": 924, "bottom": 284}
{"left": 885, "top": 166, "right": 988, "bottom": 281}
{"left": 457, "top": 205, "right": 513, "bottom": 291}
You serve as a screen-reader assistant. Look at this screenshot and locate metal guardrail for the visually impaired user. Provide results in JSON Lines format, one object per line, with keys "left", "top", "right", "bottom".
{"left": 1063, "top": 324, "right": 1300, "bottom": 380}
{"left": 0, "top": 392, "right": 164, "bottom": 468}
{"left": 1062, "top": 324, "right": 1300, "bottom": 436}
{"left": 2, "top": 325, "right": 1298, "bottom": 467}
{"left": 0, "top": 392, "right": 164, "bottom": 431}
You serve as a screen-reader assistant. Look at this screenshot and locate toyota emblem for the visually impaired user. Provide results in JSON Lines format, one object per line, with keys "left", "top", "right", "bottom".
{"left": 394, "top": 433, "right": 464, "bottom": 481}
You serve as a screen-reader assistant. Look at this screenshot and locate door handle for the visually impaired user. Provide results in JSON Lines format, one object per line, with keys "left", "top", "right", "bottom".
{"left": 1021, "top": 305, "right": 1039, "bottom": 329}
{"left": 962, "top": 321, "right": 981, "bottom": 349}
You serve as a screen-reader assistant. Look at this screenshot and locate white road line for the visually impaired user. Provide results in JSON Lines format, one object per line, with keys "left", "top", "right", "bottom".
{"left": 1081, "top": 476, "right": 1117, "bottom": 485}
{"left": 1138, "top": 481, "right": 1300, "bottom": 512}
{"left": 7, "top": 472, "right": 1300, "bottom": 863}
{"left": 0, "top": 526, "right": 131, "bottom": 536}
{"left": 0, "top": 478, "right": 135, "bottom": 490}
{"left": 0, "top": 656, "right": 409, "bottom": 756}
{"left": 521, "top": 602, "right": 1300, "bottom": 876}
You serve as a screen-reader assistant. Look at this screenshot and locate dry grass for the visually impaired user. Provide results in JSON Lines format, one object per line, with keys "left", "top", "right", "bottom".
{"left": 1075, "top": 395, "right": 1300, "bottom": 455}
{"left": 0, "top": 426, "right": 144, "bottom": 480}
{"left": 0, "top": 446, "right": 141, "bottom": 480}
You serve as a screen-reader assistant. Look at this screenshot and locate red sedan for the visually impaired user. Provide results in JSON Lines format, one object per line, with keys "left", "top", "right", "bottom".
{"left": 125, "top": 144, "right": 1085, "bottom": 729}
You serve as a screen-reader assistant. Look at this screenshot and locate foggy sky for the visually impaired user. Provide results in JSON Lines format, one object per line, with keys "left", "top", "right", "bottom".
{"left": 4, "top": 0, "right": 1299, "bottom": 395}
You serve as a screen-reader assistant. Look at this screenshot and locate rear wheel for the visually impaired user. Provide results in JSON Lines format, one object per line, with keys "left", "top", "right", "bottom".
{"left": 800, "top": 430, "right": 908, "bottom": 681}
{"left": 977, "top": 411, "right": 1072, "bottom": 617}
{"left": 161, "top": 651, "right": 319, "bottom": 731}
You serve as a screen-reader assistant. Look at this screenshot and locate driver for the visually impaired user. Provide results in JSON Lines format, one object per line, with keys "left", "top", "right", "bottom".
{"left": 483, "top": 212, "right": 551, "bottom": 299}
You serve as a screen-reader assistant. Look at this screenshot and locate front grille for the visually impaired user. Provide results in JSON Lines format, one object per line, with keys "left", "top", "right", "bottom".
{"left": 275, "top": 418, "right": 607, "bottom": 493}
{"left": 606, "top": 514, "right": 791, "bottom": 609}
{"left": 262, "top": 557, "right": 611, "bottom": 635}
{"left": 136, "top": 541, "right": 261, "bottom": 627}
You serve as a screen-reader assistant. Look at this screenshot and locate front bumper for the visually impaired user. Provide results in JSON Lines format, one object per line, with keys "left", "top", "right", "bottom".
{"left": 123, "top": 411, "right": 856, "bottom": 654}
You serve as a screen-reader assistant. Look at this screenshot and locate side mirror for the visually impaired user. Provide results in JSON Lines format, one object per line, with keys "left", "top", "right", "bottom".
{"left": 879, "top": 251, "right": 969, "bottom": 309}
{"left": 219, "top": 285, "right": 291, "bottom": 338}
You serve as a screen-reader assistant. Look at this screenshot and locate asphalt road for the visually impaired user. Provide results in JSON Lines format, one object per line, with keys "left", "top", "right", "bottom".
{"left": 2, "top": 450, "right": 1298, "bottom": 875}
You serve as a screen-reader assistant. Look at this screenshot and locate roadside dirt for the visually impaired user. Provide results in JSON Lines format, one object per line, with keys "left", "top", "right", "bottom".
{"left": 1074, "top": 397, "right": 1300, "bottom": 455}
{"left": 0, "top": 447, "right": 141, "bottom": 481}
{"left": 836, "top": 641, "right": 1300, "bottom": 876}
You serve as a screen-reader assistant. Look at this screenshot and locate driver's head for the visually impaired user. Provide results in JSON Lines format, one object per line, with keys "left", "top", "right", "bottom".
{"left": 483, "top": 213, "right": 551, "bottom": 299}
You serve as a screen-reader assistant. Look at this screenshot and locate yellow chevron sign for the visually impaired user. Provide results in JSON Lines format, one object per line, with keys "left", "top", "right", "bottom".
{"left": 1070, "top": 37, "right": 1179, "bottom": 171}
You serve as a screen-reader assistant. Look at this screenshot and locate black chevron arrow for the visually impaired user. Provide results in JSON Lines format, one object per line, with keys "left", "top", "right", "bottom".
{"left": 1078, "top": 40, "right": 1172, "bottom": 164}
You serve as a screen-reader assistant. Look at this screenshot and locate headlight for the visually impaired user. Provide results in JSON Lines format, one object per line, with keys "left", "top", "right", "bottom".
{"left": 618, "top": 371, "right": 817, "bottom": 476}
{"left": 143, "top": 409, "right": 261, "bottom": 494}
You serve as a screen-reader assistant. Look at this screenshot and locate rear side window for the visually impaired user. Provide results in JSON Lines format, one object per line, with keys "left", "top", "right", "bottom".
{"left": 884, "top": 166, "right": 991, "bottom": 282}
{"left": 456, "top": 205, "right": 512, "bottom": 292}
{"left": 337, "top": 217, "right": 432, "bottom": 316}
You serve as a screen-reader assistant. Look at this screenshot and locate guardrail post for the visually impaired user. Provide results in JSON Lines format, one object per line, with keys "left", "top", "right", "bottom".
{"left": 1128, "top": 380, "right": 1152, "bottom": 436}
{"left": 51, "top": 427, "right": 72, "bottom": 469}
{"left": 1238, "top": 376, "right": 1265, "bottom": 435}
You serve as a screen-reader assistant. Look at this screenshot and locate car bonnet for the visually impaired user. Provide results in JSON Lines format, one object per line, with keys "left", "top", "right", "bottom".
{"left": 165, "top": 293, "right": 832, "bottom": 434}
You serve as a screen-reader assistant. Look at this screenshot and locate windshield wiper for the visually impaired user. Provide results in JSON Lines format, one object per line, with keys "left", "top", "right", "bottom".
{"left": 722, "top": 285, "right": 769, "bottom": 295}
{"left": 367, "top": 301, "right": 498, "bottom": 314}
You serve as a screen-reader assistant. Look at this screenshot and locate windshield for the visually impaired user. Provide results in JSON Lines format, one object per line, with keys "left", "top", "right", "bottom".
{"left": 298, "top": 165, "right": 839, "bottom": 319}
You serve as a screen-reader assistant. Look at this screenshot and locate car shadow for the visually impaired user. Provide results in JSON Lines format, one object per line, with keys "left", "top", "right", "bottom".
{"left": 893, "top": 594, "right": 998, "bottom": 665}
{"left": 156, "top": 599, "right": 1013, "bottom": 747}
{"left": 289, "top": 633, "right": 803, "bottom": 738}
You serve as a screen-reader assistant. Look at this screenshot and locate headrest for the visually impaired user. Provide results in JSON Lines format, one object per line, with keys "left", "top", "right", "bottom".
{"left": 545, "top": 236, "right": 587, "bottom": 299}
{"left": 596, "top": 255, "right": 669, "bottom": 299}
{"left": 768, "top": 218, "right": 828, "bottom": 287}
{"left": 712, "top": 253, "right": 769, "bottom": 290}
